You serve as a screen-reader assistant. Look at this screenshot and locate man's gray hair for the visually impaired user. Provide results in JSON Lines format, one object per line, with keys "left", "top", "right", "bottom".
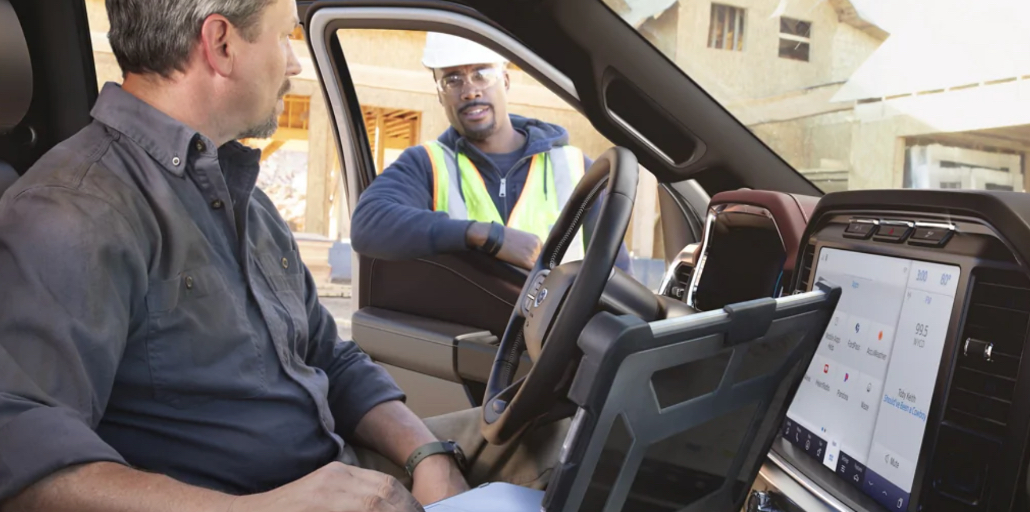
{"left": 107, "top": 0, "right": 277, "bottom": 78}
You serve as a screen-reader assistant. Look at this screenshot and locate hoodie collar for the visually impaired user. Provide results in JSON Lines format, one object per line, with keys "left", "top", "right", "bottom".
{"left": 437, "top": 114, "right": 570, "bottom": 157}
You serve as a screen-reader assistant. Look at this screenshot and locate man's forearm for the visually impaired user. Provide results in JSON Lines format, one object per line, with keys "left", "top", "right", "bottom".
{"left": 352, "top": 400, "right": 439, "bottom": 468}
{"left": 350, "top": 198, "right": 472, "bottom": 261}
{"left": 352, "top": 401, "right": 468, "bottom": 505}
{"left": 1, "top": 462, "right": 235, "bottom": 512}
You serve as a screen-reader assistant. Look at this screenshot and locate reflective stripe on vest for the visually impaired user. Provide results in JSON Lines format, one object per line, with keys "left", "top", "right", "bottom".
{"left": 423, "top": 141, "right": 586, "bottom": 263}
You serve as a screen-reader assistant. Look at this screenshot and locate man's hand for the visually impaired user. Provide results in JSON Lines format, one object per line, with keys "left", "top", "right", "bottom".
{"left": 465, "top": 222, "right": 542, "bottom": 269}
{"left": 230, "top": 462, "right": 424, "bottom": 512}
{"left": 410, "top": 454, "right": 470, "bottom": 505}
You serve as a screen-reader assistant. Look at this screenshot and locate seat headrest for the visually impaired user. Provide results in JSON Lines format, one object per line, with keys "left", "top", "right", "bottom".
{"left": 0, "top": 0, "right": 32, "bottom": 132}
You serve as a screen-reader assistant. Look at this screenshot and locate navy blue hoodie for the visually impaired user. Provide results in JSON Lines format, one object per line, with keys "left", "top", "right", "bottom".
{"left": 351, "top": 115, "right": 631, "bottom": 272}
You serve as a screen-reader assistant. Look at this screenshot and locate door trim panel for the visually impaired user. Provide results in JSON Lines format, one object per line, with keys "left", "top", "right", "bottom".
{"left": 352, "top": 307, "right": 497, "bottom": 383}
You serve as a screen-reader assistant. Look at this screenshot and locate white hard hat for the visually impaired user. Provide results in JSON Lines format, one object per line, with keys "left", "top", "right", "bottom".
{"left": 422, "top": 32, "right": 508, "bottom": 69}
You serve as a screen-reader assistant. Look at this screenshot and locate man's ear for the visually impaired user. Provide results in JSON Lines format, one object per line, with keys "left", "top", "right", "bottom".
{"left": 198, "top": 14, "right": 235, "bottom": 76}
{"left": 504, "top": 69, "right": 510, "bottom": 91}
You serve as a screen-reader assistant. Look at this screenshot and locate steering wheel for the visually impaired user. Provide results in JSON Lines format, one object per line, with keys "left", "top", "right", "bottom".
{"left": 480, "top": 147, "right": 640, "bottom": 445}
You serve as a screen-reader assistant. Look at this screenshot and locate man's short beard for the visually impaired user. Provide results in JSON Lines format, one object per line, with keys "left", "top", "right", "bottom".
{"left": 460, "top": 119, "right": 497, "bottom": 142}
{"left": 237, "top": 112, "right": 280, "bottom": 140}
{"left": 236, "top": 79, "right": 291, "bottom": 140}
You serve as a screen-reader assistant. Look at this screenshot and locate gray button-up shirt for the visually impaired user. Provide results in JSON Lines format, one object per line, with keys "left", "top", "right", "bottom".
{"left": 0, "top": 83, "right": 404, "bottom": 500}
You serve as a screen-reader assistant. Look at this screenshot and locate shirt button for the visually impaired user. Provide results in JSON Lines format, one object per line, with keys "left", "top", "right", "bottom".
{"left": 211, "top": 199, "right": 224, "bottom": 209}
{"left": 172, "top": 156, "right": 181, "bottom": 166}
{"left": 281, "top": 257, "right": 289, "bottom": 269}
{"left": 196, "top": 141, "right": 205, "bottom": 152}
{"left": 184, "top": 276, "right": 194, "bottom": 289}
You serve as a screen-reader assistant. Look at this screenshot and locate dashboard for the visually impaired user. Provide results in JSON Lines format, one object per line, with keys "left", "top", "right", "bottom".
{"left": 690, "top": 203, "right": 787, "bottom": 311}
{"left": 660, "top": 189, "right": 1030, "bottom": 512}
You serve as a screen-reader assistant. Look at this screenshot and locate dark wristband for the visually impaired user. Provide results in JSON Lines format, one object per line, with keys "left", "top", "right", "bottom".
{"left": 404, "top": 440, "right": 467, "bottom": 476}
{"left": 479, "top": 221, "right": 504, "bottom": 256}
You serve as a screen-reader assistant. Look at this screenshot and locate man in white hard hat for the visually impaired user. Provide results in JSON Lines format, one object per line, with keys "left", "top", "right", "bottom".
{"left": 352, "top": 32, "right": 631, "bottom": 272}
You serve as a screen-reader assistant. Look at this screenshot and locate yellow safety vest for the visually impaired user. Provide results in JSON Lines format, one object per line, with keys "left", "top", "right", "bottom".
{"left": 423, "top": 141, "right": 587, "bottom": 263}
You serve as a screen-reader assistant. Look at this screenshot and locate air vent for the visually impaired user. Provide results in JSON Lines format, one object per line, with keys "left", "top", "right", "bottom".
{"left": 664, "top": 263, "right": 695, "bottom": 300}
{"left": 795, "top": 244, "right": 816, "bottom": 293}
{"left": 944, "top": 268, "right": 1030, "bottom": 439}
{"left": 674, "top": 263, "right": 694, "bottom": 286}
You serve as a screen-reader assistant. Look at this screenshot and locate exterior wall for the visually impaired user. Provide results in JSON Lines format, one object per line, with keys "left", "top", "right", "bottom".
{"left": 760, "top": 96, "right": 1030, "bottom": 192}
{"left": 674, "top": 0, "right": 868, "bottom": 102}
{"left": 907, "top": 145, "right": 1024, "bottom": 191}
{"left": 750, "top": 121, "right": 807, "bottom": 168}
{"left": 829, "top": 24, "right": 881, "bottom": 83}
{"left": 806, "top": 111, "right": 856, "bottom": 171}
{"left": 754, "top": 109, "right": 855, "bottom": 172}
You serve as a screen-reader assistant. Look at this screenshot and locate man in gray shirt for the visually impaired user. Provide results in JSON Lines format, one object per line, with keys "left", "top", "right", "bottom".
{"left": 0, "top": 0, "right": 561, "bottom": 511}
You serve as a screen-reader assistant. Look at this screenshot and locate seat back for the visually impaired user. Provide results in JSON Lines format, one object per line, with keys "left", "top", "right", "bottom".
{"left": 542, "top": 281, "right": 841, "bottom": 512}
{"left": 0, "top": 0, "right": 34, "bottom": 197}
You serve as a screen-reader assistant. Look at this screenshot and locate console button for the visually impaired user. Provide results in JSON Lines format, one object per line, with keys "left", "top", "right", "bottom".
{"left": 873, "top": 222, "right": 912, "bottom": 243}
{"left": 844, "top": 221, "right": 877, "bottom": 239}
{"left": 909, "top": 227, "right": 952, "bottom": 246}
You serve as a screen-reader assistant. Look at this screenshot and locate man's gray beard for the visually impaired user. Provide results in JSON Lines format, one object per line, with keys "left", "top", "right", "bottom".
{"left": 237, "top": 110, "right": 280, "bottom": 140}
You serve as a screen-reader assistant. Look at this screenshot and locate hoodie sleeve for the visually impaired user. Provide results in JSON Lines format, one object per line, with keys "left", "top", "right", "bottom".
{"left": 580, "top": 155, "right": 634, "bottom": 276}
{"left": 351, "top": 145, "right": 473, "bottom": 260}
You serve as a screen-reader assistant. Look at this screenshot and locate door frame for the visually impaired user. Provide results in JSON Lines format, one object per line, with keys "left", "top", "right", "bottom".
{"left": 304, "top": 5, "right": 602, "bottom": 305}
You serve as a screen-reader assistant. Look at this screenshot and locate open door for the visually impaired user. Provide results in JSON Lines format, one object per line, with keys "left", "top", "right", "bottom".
{"left": 300, "top": 2, "right": 711, "bottom": 416}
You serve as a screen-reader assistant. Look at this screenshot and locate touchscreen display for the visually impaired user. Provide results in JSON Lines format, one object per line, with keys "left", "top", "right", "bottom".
{"left": 782, "top": 248, "right": 960, "bottom": 511}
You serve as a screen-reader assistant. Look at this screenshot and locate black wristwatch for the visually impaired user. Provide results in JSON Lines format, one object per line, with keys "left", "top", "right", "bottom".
{"left": 404, "top": 440, "right": 467, "bottom": 476}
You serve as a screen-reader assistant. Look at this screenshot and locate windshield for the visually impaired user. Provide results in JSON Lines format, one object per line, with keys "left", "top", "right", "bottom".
{"left": 606, "top": 0, "right": 1030, "bottom": 193}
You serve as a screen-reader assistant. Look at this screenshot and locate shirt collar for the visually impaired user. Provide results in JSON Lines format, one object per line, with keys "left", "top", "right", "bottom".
{"left": 91, "top": 82, "right": 214, "bottom": 178}
{"left": 218, "top": 140, "right": 262, "bottom": 205}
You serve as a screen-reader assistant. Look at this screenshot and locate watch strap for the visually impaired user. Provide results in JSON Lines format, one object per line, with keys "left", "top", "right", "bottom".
{"left": 404, "top": 440, "right": 466, "bottom": 476}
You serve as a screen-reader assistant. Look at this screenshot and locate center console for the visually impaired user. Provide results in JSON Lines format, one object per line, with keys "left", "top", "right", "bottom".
{"left": 760, "top": 190, "right": 1030, "bottom": 512}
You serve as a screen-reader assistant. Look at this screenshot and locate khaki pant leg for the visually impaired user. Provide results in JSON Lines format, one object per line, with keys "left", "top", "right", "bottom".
{"left": 423, "top": 407, "right": 569, "bottom": 490}
{"left": 345, "top": 407, "right": 569, "bottom": 491}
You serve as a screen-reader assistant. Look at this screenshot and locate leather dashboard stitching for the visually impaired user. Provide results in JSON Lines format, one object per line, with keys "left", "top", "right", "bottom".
{"left": 788, "top": 193, "right": 812, "bottom": 224}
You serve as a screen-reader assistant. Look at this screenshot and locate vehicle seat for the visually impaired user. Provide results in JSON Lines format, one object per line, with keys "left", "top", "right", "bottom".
{"left": 0, "top": 0, "right": 34, "bottom": 197}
